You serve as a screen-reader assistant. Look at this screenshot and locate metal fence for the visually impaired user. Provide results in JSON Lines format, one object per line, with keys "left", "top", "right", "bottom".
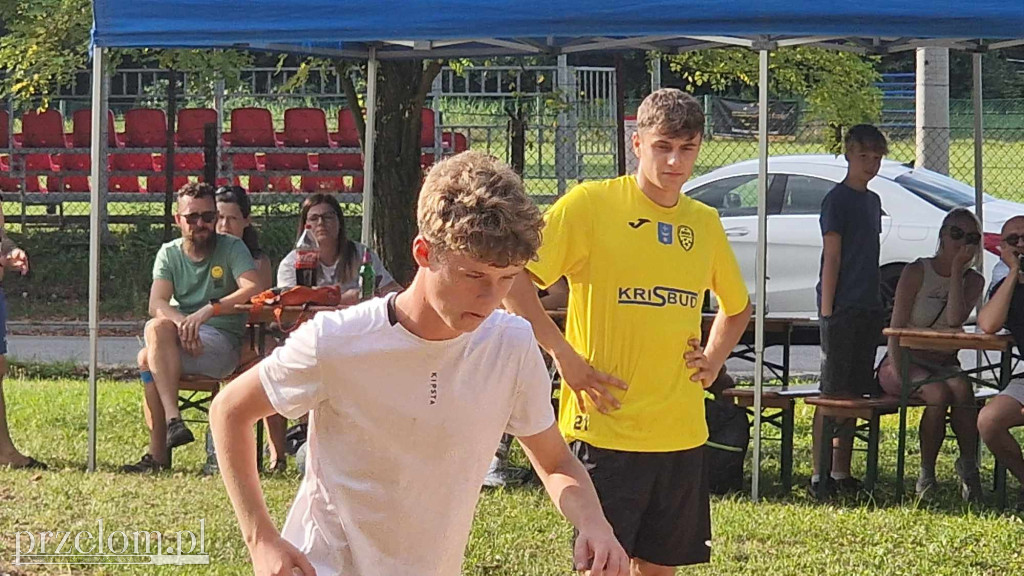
{"left": 2, "top": 64, "right": 1024, "bottom": 232}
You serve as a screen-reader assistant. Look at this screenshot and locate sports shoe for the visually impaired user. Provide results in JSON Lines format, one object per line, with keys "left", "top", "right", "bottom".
{"left": 915, "top": 474, "right": 938, "bottom": 498}
{"left": 955, "top": 458, "right": 984, "bottom": 503}
{"left": 120, "top": 453, "right": 166, "bottom": 474}
{"left": 166, "top": 418, "right": 195, "bottom": 449}
{"left": 833, "top": 476, "right": 864, "bottom": 494}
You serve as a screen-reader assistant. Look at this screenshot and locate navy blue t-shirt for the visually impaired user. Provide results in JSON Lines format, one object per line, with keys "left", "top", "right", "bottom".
{"left": 815, "top": 183, "right": 882, "bottom": 312}
{"left": 989, "top": 278, "right": 1024, "bottom": 347}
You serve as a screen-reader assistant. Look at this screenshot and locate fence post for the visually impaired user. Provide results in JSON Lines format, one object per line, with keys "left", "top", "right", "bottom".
{"left": 203, "top": 123, "right": 219, "bottom": 186}
{"left": 916, "top": 47, "right": 950, "bottom": 174}
{"left": 432, "top": 74, "right": 442, "bottom": 163}
{"left": 555, "top": 55, "right": 578, "bottom": 195}
{"left": 164, "top": 68, "right": 177, "bottom": 242}
{"left": 650, "top": 53, "right": 662, "bottom": 92}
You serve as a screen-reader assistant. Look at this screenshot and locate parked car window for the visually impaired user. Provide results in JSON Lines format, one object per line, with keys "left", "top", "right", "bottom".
{"left": 781, "top": 175, "right": 836, "bottom": 215}
{"left": 688, "top": 175, "right": 762, "bottom": 217}
{"left": 894, "top": 170, "right": 994, "bottom": 211}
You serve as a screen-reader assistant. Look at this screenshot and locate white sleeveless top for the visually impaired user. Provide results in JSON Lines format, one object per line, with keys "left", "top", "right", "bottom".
{"left": 908, "top": 257, "right": 960, "bottom": 329}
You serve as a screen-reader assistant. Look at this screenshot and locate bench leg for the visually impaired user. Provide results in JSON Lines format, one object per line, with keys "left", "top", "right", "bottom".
{"left": 256, "top": 420, "right": 265, "bottom": 472}
{"left": 896, "top": 402, "right": 909, "bottom": 498}
{"left": 994, "top": 459, "right": 1008, "bottom": 510}
{"left": 817, "top": 415, "right": 835, "bottom": 499}
{"left": 781, "top": 406, "right": 794, "bottom": 492}
{"left": 865, "top": 415, "right": 880, "bottom": 492}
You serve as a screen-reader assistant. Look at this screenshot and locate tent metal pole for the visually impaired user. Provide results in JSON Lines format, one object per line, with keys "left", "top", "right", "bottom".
{"left": 88, "top": 47, "right": 109, "bottom": 473}
{"left": 972, "top": 52, "right": 983, "bottom": 222}
{"left": 752, "top": 47, "right": 770, "bottom": 502}
{"left": 360, "top": 47, "right": 378, "bottom": 247}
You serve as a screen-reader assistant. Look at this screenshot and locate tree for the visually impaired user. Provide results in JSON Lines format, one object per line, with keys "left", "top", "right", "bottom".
{"left": 665, "top": 47, "right": 882, "bottom": 151}
{"left": 287, "top": 58, "right": 442, "bottom": 284}
{"left": 0, "top": 0, "right": 92, "bottom": 107}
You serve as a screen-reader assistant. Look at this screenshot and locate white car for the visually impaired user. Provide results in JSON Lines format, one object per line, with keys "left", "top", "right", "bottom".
{"left": 683, "top": 154, "right": 1020, "bottom": 319}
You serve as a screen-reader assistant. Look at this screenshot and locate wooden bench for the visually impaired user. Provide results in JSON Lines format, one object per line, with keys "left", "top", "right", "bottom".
{"left": 804, "top": 395, "right": 899, "bottom": 498}
{"left": 722, "top": 383, "right": 820, "bottom": 490}
{"left": 806, "top": 387, "right": 1003, "bottom": 499}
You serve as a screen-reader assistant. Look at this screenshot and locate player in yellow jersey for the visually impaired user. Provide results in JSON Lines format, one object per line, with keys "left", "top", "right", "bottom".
{"left": 504, "top": 88, "right": 752, "bottom": 575}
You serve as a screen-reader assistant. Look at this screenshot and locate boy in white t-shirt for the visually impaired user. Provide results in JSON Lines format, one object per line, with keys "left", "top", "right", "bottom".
{"left": 210, "top": 151, "right": 628, "bottom": 576}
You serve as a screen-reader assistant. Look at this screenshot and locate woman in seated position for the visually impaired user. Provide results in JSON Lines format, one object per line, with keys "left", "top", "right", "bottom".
{"left": 214, "top": 185, "right": 288, "bottom": 471}
{"left": 878, "top": 207, "right": 984, "bottom": 500}
{"left": 277, "top": 193, "right": 401, "bottom": 301}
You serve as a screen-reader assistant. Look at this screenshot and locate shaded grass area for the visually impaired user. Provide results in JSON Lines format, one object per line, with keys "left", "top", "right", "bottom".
{"left": 1, "top": 377, "right": 1023, "bottom": 574}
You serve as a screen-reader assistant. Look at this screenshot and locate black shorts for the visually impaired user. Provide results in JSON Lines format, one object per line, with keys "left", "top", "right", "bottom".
{"left": 570, "top": 441, "right": 711, "bottom": 567}
{"left": 820, "top": 307, "right": 883, "bottom": 397}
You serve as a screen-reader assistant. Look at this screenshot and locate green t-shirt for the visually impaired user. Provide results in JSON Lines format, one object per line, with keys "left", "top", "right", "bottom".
{"left": 152, "top": 235, "right": 256, "bottom": 346}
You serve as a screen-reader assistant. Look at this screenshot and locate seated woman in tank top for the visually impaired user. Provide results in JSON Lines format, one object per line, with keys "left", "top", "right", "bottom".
{"left": 878, "top": 207, "right": 985, "bottom": 501}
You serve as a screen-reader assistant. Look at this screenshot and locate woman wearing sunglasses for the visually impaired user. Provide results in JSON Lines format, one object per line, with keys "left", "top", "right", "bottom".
{"left": 879, "top": 207, "right": 985, "bottom": 500}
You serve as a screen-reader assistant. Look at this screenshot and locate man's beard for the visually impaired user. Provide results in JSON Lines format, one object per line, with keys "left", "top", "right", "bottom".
{"left": 184, "top": 229, "right": 216, "bottom": 256}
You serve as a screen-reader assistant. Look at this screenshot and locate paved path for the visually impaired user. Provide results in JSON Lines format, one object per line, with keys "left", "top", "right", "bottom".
{"left": 7, "top": 335, "right": 141, "bottom": 366}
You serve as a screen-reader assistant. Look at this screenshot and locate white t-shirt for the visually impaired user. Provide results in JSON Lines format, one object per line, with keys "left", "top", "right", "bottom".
{"left": 259, "top": 294, "right": 555, "bottom": 576}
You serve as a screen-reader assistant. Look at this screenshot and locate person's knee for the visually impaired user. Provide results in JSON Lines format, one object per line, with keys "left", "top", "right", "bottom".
{"left": 946, "top": 378, "right": 974, "bottom": 406}
{"left": 920, "top": 384, "right": 954, "bottom": 407}
{"left": 145, "top": 318, "right": 178, "bottom": 345}
{"left": 978, "top": 403, "right": 1009, "bottom": 442}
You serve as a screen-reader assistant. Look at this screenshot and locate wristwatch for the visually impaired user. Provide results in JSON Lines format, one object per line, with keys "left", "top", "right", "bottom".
{"left": 209, "top": 298, "right": 222, "bottom": 316}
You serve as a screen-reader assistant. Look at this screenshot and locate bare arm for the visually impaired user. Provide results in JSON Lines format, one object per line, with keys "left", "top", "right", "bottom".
{"left": 703, "top": 303, "right": 752, "bottom": 375}
{"left": 946, "top": 270, "right": 984, "bottom": 328}
{"left": 211, "top": 367, "right": 316, "bottom": 575}
{"left": 255, "top": 256, "right": 274, "bottom": 292}
{"left": 148, "top": 278, "right": 186, "bottom": 323}
{"left": 504, "top": 272, "right": 573, "bottom": 357}
{"left": 517, "top": 425, "right": 628, "bottom": 575}
{"left": 503, "top": 272, "right": 626, "bottom": 413}
{"left": 819, "top": 231, "right": 842, "bottom": 317}
{"left": 979, "top": 250, "right": 1020, "bottom": 334}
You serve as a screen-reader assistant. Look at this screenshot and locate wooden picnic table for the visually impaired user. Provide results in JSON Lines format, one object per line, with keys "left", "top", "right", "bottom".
{"left": 883, "top": 326, "right": 1014, "bottom": 504}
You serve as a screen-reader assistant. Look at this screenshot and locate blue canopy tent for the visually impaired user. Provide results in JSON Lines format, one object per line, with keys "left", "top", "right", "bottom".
{"left": 90, "top": 1, "right": 1024, "bottom": 498}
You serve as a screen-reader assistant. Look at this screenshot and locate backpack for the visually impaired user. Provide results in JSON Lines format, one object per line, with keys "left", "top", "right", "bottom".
{"left": 248, "top": 285, "right": 341, "bottom": 332}
{"left": 704, "top": 397, "right": 750, "bottom": 495}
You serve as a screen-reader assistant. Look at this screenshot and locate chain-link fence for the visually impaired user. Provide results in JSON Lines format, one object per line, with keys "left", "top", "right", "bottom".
{"left": 2, "top": 66, "right": 1024, "bottom": 320}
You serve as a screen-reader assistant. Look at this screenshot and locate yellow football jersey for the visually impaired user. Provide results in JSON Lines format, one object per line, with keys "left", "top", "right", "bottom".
{"left": 528, "top": 175, "right": 749, "bottom": 452}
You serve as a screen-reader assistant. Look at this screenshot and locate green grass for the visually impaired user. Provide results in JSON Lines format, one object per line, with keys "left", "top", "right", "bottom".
{"left": 1, "top": 377, "right": 1024, "bottom": 574}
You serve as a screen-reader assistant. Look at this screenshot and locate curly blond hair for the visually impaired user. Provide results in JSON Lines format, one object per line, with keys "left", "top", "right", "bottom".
{"left": 417, "top": 151, "right": 543, "bottom": 267}
{"left": 636, "top": 88, "right": 704, "bottom": 138}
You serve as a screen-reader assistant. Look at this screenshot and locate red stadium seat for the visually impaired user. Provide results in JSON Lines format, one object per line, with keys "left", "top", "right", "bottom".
{"left": 20, "top": 109, "right": 67, "bottom": 192}
{"left": 111, "top": 108, "right": 166, "bottom": 193}
{"left": 0, "top": 110, "right": 17, "bottom": 192}
{"left": 63, "top": 109, "right": 120, "bottom": 192}
{"left": 226, "top": 108, "right": 279, "bottom": 192}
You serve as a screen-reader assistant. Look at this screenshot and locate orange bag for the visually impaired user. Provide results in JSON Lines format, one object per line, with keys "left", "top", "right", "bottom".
{"left": 248, "top": 285, "right": 341, "bottom": 332}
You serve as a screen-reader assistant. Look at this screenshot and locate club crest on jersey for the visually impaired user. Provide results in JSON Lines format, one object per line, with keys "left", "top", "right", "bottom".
{"left": 657, "top": 222, "right": 673, "bottom": 245}
{"left": 677, "top": 225, "right": 695, "bottom": 251}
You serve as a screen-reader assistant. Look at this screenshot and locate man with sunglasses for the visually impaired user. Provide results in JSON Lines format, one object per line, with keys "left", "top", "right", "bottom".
{"left": 123, "top": 182, "right": 260, "bottom": 473}
{"left": 978, "top": 216, "right": 1024, "bottom": 509}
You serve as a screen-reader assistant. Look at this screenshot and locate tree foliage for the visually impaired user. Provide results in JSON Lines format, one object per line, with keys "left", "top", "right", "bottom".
{"left": 0, "top": 0, "right": 92, "bottom": 107}
{"left": 666, "top": 47, "right": 882, "bottom": 150}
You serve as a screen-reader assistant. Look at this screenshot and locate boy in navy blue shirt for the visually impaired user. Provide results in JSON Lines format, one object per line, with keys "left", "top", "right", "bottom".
{"left": 812, "top": 125, "right": 889, "bottom": 495}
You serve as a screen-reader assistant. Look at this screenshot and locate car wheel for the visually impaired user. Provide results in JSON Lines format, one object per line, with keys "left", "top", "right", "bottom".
{"left": 880, "top": 263, "right": 905, "bottom": 328}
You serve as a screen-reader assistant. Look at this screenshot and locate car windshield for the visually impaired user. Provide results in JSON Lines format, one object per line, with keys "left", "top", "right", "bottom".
{"left": 894, "top": 170, "right": 994, "bottom": 211}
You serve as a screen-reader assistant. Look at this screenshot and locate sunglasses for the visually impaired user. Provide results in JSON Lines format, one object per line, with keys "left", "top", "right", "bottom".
{"left": 947, "top": 225, "right": 980, "bottom": 245}
{"left": 1002, "top": 234, "right": 1024, "bottom": 247}
{"left": 180, "top": 211, "right": 216, "bottom": 225}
